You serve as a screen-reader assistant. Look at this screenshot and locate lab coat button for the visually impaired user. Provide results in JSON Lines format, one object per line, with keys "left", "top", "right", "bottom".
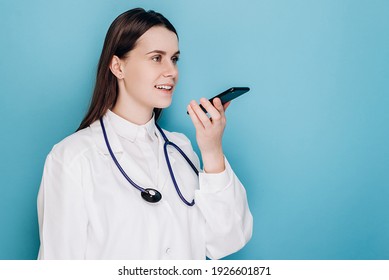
{"left": 165, "top": 248, "right": 172, "bottom": 255}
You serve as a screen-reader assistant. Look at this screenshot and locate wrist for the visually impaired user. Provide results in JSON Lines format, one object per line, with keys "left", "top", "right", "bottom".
{"left": 201, "top": 150, "right": 225, "bottom": 173}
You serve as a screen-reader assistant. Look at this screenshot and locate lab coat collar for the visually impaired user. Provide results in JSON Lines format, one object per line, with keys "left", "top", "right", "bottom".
{"left": 90, "top": 113, "right": 123, "bottom": 155}
{"left": 90, "top": 113, "right": 159, "bottom": 190}
{"left": 89, "top": 112, "right": 175, "bottom": 192}
{"left": 89, "top": 112, "right": 176, "bottom": 159}
{"left": 106, "top": 110, "right": 157, "bottom": 142}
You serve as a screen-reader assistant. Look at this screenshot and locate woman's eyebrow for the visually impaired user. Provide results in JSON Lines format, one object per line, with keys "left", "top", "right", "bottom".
{"left": 146, "top": 50, "right": 180, "bottom": 56}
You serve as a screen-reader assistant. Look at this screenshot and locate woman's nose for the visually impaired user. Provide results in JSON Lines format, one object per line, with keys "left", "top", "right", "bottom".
{"left": 163, "top": 61, "right": 178, "bottom": 78}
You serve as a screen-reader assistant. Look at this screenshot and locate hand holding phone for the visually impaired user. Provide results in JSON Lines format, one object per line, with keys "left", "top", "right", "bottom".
{"left": 186, "top": 87, "right": 250, "bottom": 173}
{"left": 187, "top": 87, "right": 250, "bottom": 114}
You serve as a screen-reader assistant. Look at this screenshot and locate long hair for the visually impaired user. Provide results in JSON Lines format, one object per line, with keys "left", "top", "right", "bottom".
{"left": 77, "top": 8, "right": 178, "bottom": 131}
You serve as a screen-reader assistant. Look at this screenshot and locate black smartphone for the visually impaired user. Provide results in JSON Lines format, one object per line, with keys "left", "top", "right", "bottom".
{"left": 187, "top": 87, "right": 250, "bottom": 114}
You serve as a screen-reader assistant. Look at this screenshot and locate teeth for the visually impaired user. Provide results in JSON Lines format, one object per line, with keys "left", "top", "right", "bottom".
{"left": 155, "top": 85, "right": 172, "bottom": 90}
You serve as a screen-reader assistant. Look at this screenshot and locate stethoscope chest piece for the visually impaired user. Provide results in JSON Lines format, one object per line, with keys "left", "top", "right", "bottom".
{"left": 141, "top": 188, "right": 162, "bottom": 203}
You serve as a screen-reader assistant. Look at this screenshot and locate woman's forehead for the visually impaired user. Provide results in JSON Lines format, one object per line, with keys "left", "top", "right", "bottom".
{"left": 134, "top": 26, "right": 179, "bottom": 53}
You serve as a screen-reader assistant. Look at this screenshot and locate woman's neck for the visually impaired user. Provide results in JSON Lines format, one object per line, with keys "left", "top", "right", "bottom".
{"left": 111, "top": 99, "right": 153, "bottom": 125}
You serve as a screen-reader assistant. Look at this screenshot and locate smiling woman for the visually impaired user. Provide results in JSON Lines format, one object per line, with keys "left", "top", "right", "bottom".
{"left": 36, "top": 8, "right": 253, "bottom": 260}
{"left": 77, "top": 9, "right": 180, "bottom": 129}
{"left": 109, "top": 26, "right": 180, "bottom": 124}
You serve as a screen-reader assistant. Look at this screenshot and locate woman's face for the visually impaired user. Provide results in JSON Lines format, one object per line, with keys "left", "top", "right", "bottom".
{"left": 117, "top": 26, "right": 179, "bottom": 114}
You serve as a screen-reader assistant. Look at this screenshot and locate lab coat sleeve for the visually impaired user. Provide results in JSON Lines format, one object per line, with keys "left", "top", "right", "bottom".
{"left": 37, "top": 153, "right": 88, "bottom": 259}
{"left": 195, "top": 157, "right": 253, "bottom": 260}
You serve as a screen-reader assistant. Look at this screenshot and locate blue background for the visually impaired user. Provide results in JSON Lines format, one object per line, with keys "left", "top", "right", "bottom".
{"left": 1, "top": 0, "right": 388, "bottom": 259}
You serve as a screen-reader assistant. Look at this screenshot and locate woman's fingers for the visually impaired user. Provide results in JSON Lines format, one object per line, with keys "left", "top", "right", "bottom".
{"left": 187, "top": 98, "right": 229, "bottom": 129}
{"left": 187, "top": 103, "right": 203, "bottom": 130}
{"left": 222, "top": 101, "right": 231, "bottom": 111}
{"left": 188, "top": 100, "right": 212, "bottom": 129}
{"left": 200, "top": 98, "right": 223, "bottom": 122}
{"left": 190, "top": 100, "right": 212, "bottom": 127}
{"left": 187, "top": 97, "right": 228, "bottom": 160}
{"left": 211, "top": 98, "right": 228, "bottom": 119}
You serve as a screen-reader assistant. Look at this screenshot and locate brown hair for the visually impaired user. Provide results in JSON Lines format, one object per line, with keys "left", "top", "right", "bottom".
{"left": 77, "top": 8, "right": 178, "bottom": 131}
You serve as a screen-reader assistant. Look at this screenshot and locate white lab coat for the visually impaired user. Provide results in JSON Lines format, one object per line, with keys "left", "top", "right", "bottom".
{"left": 37, "top": 113, "right": 253, "bottom": 260}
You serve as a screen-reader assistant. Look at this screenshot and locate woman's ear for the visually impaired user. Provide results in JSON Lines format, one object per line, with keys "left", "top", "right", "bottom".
{"left": 109, "top": 55, "right": 124, "bottom": 79}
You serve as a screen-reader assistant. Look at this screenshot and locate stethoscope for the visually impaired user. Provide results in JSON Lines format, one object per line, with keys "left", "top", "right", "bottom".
{"left": 100, "top": 118, "right": 198, "bottom": 206}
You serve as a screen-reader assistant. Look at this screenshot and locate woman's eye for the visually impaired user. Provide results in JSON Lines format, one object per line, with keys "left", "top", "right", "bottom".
{"left": 172, "top": 56, "right": 179, "bottom": 64}
{"left": 152, "top": 55, "right": 161, "bottom": 62}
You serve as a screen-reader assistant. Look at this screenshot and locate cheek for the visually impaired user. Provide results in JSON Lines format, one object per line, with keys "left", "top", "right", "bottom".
{"left": 127, "top": 65, "right": 142, "bottom": 80}
{"left": 135, "top": 65, "right": 158, "bottom": 84}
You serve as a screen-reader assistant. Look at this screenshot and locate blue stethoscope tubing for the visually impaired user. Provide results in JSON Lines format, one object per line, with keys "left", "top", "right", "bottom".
{"left": 99, "top": 118, "right": 198, "bottom": 206}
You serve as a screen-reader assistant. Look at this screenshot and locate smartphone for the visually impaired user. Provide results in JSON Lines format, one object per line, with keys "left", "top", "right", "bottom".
{"left": 187, "top": 87, "right": 250, "bottom": 114}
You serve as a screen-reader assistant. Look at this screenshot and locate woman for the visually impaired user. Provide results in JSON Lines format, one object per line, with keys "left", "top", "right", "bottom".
{"left": 37, "top": 8, "right": 252, "bottom": 260}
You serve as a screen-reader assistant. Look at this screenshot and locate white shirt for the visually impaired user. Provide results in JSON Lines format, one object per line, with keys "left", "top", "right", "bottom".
{"left": 37, "top": 111, "right": 253, "bottom": 259}
{"left": 108, "top": 110, "right": 159, "bottom": 187}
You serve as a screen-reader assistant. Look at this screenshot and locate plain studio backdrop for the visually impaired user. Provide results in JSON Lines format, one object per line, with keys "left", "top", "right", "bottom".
{"left": 0, "top": 0, "right": 388, "bottom": 259}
